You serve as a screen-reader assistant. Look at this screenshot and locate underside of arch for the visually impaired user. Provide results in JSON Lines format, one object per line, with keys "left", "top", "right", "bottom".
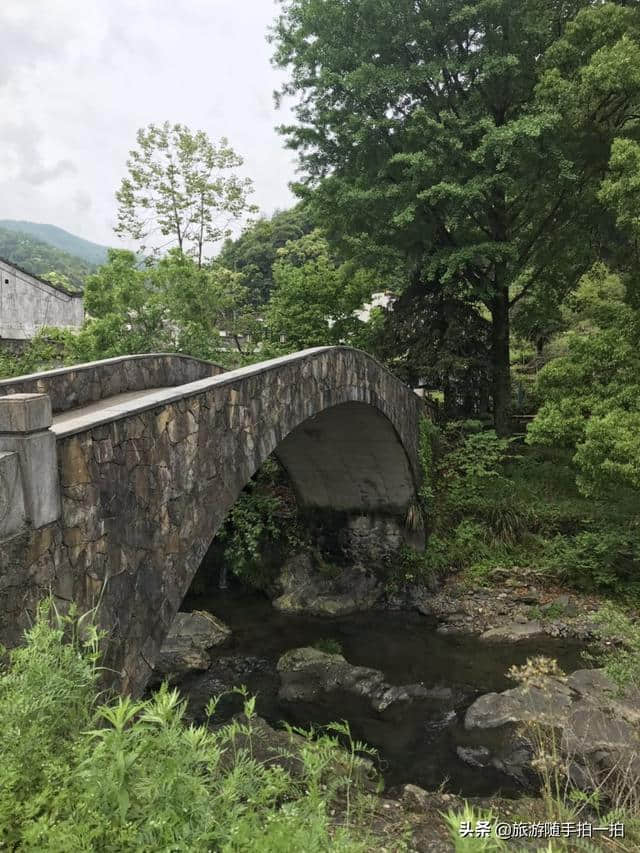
{"left": 274, "top": 401, "right": 416, "bottom": 513}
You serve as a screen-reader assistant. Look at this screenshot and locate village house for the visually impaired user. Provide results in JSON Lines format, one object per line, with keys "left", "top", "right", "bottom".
{"left": 0, "top": 257, "right": 84, "bottom": 344}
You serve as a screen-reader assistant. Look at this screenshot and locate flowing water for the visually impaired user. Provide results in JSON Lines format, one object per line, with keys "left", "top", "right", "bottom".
{"left": 180, "top": 587, "right": 586, "bottom": 797}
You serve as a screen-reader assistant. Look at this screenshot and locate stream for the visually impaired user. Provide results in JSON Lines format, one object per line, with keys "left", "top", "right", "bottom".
{"left": 180, "top": 587, "right": 586, "bottom": 797}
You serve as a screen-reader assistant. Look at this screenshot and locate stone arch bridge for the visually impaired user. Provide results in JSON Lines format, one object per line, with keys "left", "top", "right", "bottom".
{"left": 0, "top": 348, "right": 423, "bottom": 694}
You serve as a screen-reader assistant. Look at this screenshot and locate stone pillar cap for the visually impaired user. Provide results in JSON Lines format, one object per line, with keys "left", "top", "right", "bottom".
{"left": 0, "top": 393, "right": 53, "bottom": 433}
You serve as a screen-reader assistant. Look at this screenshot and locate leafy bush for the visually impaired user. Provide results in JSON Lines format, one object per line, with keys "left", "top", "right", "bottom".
{"left": 0, "top": 601, "right": 376, "bottom": 851}
{"left": 589, "top": 603, "right": 640, "bottom": 692}
{"left": 422, "top": 420, "right": 640, "bottom": 597}
{"left": 217, "top": 457, "right": 307, "bottom": 588}
{"left": 417, "top": 416, "right": 439, "bottom": 520}
{"left": 382, "top": 544, "right": 437, "bottom": 593}
{"left": 542, "top": 528, "right": 640, "bottom": 595}
{"left": 527, "top": 265, "right": 640, "bottom": 499}
{"left": 0, "top": 328, "right": 69, "bottom": 379}
{"left": 313, "top": 638, "right": 343, "bottom": 655}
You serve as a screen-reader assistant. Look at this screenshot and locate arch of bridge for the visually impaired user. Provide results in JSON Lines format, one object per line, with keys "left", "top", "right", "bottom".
{"left": 0, "top": 347, "right": 423, "bottom": 694}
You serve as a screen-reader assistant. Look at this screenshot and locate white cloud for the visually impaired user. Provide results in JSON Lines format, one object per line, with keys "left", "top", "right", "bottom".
{"left": 0, "top": 0, "right": 296, "bottom": 247}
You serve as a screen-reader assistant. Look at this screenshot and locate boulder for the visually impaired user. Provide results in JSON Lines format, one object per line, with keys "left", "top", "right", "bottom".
{"left": 479, "top": 621, "right": 546, "bottom": 643}
{"left": 272, "top": 553, "right": 381, "bottom": 617}
{"left": 462, "top": 668, "right": 640, "bottom": 789}
{"left": 401, "top": 783, "right": 433, "bottom": 812}
{"left": 155, "top": 610, "right": 232, "bottom": 677}
{"left": 277, "top": 646, "right": 429, "bottom": 715}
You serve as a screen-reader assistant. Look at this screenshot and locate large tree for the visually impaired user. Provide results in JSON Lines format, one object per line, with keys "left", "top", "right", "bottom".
{"left": 271, "top": 0, "right": 640, "bottom": 433}
{"left": 115, "top": 122, "right": 256, "bottom": 267}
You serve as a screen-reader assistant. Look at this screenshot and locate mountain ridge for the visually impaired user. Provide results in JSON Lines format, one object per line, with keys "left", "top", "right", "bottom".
{"left": 0, "top": 220, "right": 111, "bottom": 267}
{"left": 0, "top": 225, "right": 97, "bottom": 290}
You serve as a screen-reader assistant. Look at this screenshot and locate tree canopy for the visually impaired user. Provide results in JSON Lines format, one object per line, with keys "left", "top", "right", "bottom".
{"left": 271, "top": 0, "right": 640, "bottom": 433}
{"left": 527, "top": 264, "right": 640, "bottom": 496}
{"left": 71, "top": 249, "right": 254, "bottom": 365}
{"left": 115, "top": 122, "right": 256, "bottom": 267}
{"left": 265, "top": 229, "right": 376, "bottom": 349}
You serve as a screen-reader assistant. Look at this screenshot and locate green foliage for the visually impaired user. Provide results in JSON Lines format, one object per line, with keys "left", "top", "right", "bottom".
{"left": 0, "top": 328, "right": 70, "bottom": 379}
{"left": 417, "top": 416, "right": 439, "bottom": 520}
{"left": 383, "top": 545, "right": 437, "bottom": 594}
{"left": 69, "top": 249, "right": 257, "bottom": 366}
{"left": 218, "top": 458, "right": 307, "bottom": 588}
{"left": 218, "top": 204, "right": 315, "bottom": 305}
{"left": 543, "top": 528, "right": 640, "bottom": 594}
{"left": 528, "top": 265, "right": 640, "bottom": 497}
{"left": 156, "top": 250, "right": 257, "bottom": 363}
{"left": 589, "top": 603, "right": 640, "bottom": 692}
{"left": 266, "top": 230, "right": 376, "bottom": 351}
{"left": 0, "top": 601, "right": 377, "bottom": 851}
{"left": 599, "top": 137, "right": 640, "bottom": 241}
{"left": 424, "top": 419, "right": 640, "bottom": 596}
{"left": 312, "top": 638, "right": 343, "bottom": 656}
{"left": 116, "top": 122, "right": 256, "bottom": 265}
{"left": 69, "top": 249, "right": 171, "bottom": 360}
{"left": 271, "top": 0, "right": 640, "bottom": 431}
{"left": 0, "top": 600, "right": 102, "bottom": 844}
{"left": 0, "top": 225, "right": 93, "bottom": 289}
{"left": 373, "top": 281, "right": 492, "bottom": 421}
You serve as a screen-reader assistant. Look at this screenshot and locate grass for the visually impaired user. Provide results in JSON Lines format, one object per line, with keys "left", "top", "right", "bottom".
{"left": 0, "top": 599, "right": 383, "bottom": 852}
{"left": 422, "top": 426, "right": 640, "bottom": 601}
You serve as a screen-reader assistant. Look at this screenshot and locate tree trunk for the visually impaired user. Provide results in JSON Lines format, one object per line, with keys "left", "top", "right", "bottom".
{"left": 490, "top": 286, "right": 512, "bottom": 436}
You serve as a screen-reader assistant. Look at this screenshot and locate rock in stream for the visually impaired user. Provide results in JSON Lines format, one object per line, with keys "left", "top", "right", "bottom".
{"left": 154, "top": 610, "right": 232, "bottom": 678}
{"left": 461, "top": 668, "right": 640, "bottom": 789}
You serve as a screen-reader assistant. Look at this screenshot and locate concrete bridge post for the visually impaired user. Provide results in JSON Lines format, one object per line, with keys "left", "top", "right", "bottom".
{"left": 0, "top": 393, "right": 61, "bottom": 533}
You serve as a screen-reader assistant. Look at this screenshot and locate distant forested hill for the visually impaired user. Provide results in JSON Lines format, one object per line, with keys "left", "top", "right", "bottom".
{"left": 0, "top": 220, "right": 110, "bottom": 267}
{"left": 0, "top": 226, "right": 95, "bottom": 290}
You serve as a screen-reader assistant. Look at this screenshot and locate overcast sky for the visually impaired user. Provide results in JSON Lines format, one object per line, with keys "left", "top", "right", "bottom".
{"left": 0, "top": 0, "right": 298, "bottom": 248}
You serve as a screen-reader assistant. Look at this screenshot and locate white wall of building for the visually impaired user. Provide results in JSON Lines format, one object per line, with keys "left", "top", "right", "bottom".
{"left": 0, "top": 259, "right": 84, "bottom": 340}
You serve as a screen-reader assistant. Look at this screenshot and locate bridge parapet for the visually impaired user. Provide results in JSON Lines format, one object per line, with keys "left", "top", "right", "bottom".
{"left": 0, "top": 353, "right": 226, "bottom": 415}
{"left": 0, "top": 393, "right": 60, "bottom": 536}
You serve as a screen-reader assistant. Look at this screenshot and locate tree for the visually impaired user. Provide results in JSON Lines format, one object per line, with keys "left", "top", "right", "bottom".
{"left": 115, "top": 122, "right": 256, "bottom": 266}
{"left": 70, "top": 250, "right": 257, "bottom": 365}
{"left": 70, "top": 250, "right": 170, "bottom": 360}
{"left": 374, "top": 279, "right": 492, "bottom": 419}
{"left": 218, "top": 204, "right": 315, "bottom": 305}
{"left": 157, "top": 250, "right": 257, "bottom": 362}
{"left": 527, "top": 264, "right": 640, "bottom": 496}
{"left": 271, "top": 0, "right": 640, "bottom": 433}
{"left": 266, "top": 230, "right": 375, "bottom": 350}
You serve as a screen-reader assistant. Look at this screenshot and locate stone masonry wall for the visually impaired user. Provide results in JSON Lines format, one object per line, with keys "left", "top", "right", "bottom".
{"left": 0, "top": 353, "right": 225, "bottom": 414}
{"left": 0, "top": 347, "right": 423, "bottom": 696}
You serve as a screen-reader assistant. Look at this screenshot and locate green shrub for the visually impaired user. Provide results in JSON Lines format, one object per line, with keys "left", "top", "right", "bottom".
{"left": 588, "top": 603, "right": 640, "bottom": 692}
{"left": 382, "top": 544, "right": 437, "bottom": 593}
{"left": 417, "top": 416, "right": 439, "bottom": 520}
{"left": 0, "top": 601, "right": 377, "bottom": 851}
{"left": 422, "top": 419, "right": 640, "bottom": 597}
{"left": 313, "top": 638, "right": 343, "bottom": 655}
{"left": 218, "top": 457, "right": 307, "bottom": 588}
{"left": 542, "top": 527, "right": 640, "bottom": 595}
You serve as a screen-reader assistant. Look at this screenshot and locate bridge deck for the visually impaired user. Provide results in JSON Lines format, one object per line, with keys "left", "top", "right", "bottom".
{"left": 51, "top": 388, "right": 166, "bottom": 436}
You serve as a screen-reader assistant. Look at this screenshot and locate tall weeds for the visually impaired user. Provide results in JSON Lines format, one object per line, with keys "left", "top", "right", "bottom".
{"left": 0, "top": 599, "right": 376, "bottom": 851}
